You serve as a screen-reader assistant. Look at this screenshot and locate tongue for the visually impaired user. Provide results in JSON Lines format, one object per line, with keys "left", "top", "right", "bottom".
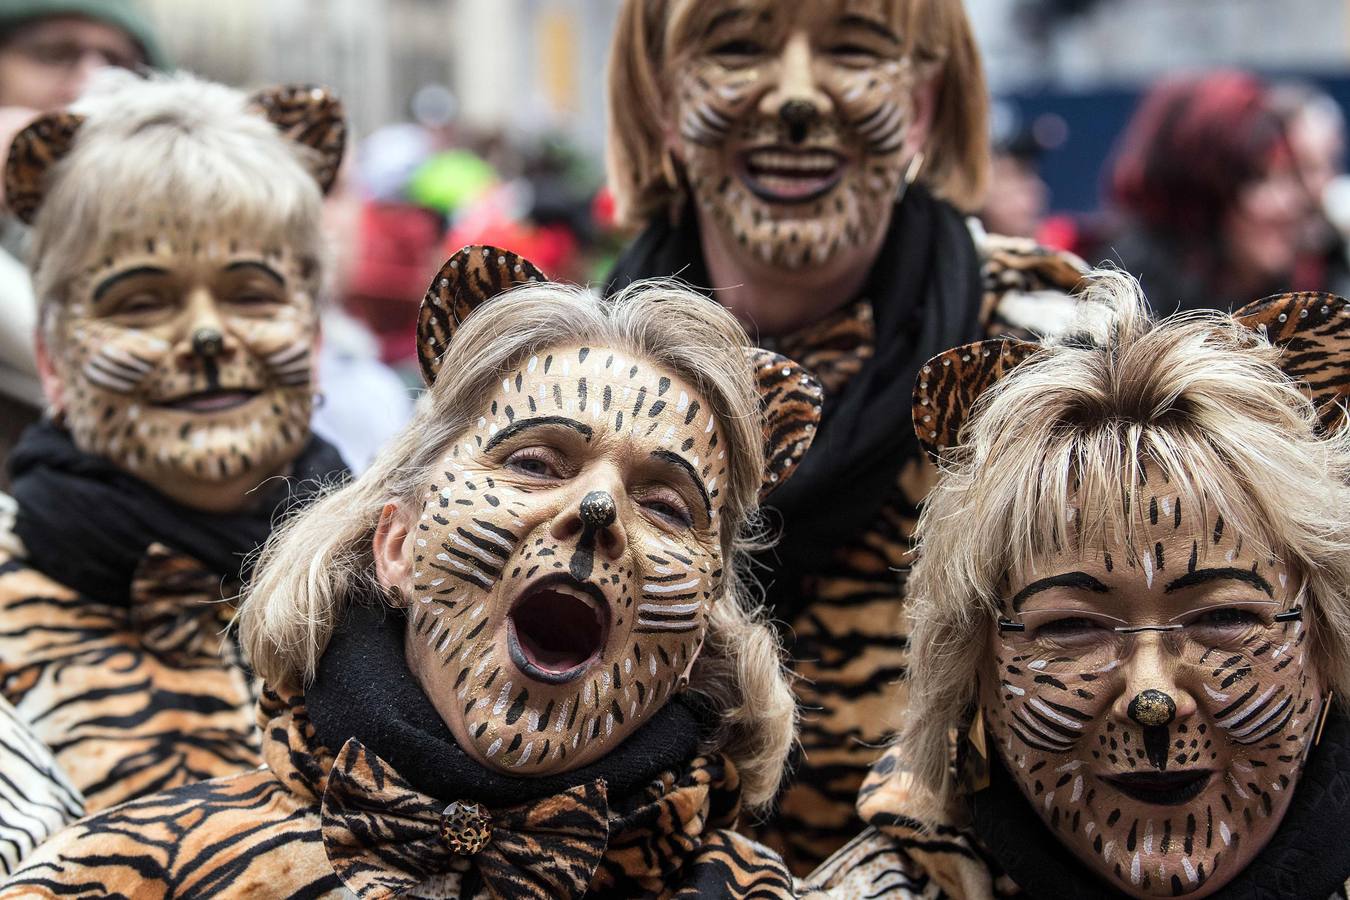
{"left": 512, "top": 588, "right": 602, "bottom": 673}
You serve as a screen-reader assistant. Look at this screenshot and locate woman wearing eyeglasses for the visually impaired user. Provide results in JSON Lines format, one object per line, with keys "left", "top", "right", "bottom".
{"left": 806, "top": 273, "right": 1350, "bottom": 898}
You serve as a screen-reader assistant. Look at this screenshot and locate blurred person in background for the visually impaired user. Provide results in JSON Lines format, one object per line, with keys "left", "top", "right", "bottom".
{"left": 0, "top": 0, "right": 165, "bottom": 485}
{"left": 1106, "top": 70, "right": 1309, "bottom": 313}
{"left": 978, "top": 116, "right": 1050, "bottom": 240}
{"left": 605, "top": 0, "right": 1086, "bottom": 873}
{"left": 1272, "top": 81, "right": 1350, "bottom": 296}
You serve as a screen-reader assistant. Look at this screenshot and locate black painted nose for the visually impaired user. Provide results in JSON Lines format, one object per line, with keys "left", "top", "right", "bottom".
{"left": 779, "top": 99, "right": 818, "bottom": 144}
{"left": 1127, "top": 689, "right": 1177, "bottom": 728}
{"left": 579, "top": 491, "right": 616, "bottom": 530}
{"left": 192, "top": 327, "right": 225, "bottom": 358}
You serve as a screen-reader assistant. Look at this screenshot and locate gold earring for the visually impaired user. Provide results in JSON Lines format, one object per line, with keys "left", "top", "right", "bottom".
{"left": 661, "top": 149, "right": 681, "bottom": 192}
{"left": 963, "top": 709, "right": 991, "bottom": 793}
{"left": 1314, "top": 690, "right": 1335, "bottom": 747}
{"left": 904, "top": 150, "right": 926, "bottom": 186}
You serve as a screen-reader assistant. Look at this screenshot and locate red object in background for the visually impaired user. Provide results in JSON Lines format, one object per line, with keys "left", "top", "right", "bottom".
{"left": 344, "top": 202, "right": 445, "bottom": 364}
{"left": 444, "top": 187, "right": 580, "bottom": 279}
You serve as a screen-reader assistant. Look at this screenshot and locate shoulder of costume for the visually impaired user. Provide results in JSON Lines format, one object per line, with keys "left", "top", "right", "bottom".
{"left": 968, "top": 220, "right": 1090, "bottom": 341}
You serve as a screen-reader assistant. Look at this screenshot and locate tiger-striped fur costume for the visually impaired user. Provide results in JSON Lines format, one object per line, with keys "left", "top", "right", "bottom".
{"left": 0, "top": 694, "right": 82, "bottom": 877}
{"left": 746, "top": 230, "right": 1087, "bottom": 872}
{"left": 0, "top": 515, "right": 260, "bottom": 814}
{"left": 0, "top": 686, "right": 797, "bottom": 899}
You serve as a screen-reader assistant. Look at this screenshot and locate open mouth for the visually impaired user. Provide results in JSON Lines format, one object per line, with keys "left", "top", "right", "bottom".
{"left": 738, "top": 146, "right": 845, "bottom": 204}
{"left": 1102, "top": 771, "right": 1213, "bottom": 806}
{"left": 506, "top": 575, "right": 610, "bottom": 684}
{"left": 154, "top": 390, "right": 260, "bottom": 413}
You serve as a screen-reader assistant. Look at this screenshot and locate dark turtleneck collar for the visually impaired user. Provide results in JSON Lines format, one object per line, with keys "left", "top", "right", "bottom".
{"left": 971, "top": 708, "right": 1350, "bottom": 899}
{"left": 305, "top": 600, "right": 709, "bottom": 810}
{"left": 8, "top": 419, "right": 348, "bottom": 604}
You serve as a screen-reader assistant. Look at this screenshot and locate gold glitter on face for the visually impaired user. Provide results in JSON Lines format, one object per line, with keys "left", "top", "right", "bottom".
{"left": 401, "top": 343, "right": 730, "bottom": 776}
{"left": 46, "top": 227, "right": 317, "bottom": 505}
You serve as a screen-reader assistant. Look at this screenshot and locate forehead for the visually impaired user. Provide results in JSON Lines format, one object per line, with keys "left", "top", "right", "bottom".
{"left": 7, "top": 15, "right": 140, "bottom": 50}
{"left": 674, "top": 0, "right": 901, "bottom": 40}
{"left": 471, "top": 343, "right": 729, "bottom": 473}
{"left": 1019, "top": 482, "right": 1279, "bottom": 581}
{"left": 76, "top": 225, "right": 298, "bottom": 277}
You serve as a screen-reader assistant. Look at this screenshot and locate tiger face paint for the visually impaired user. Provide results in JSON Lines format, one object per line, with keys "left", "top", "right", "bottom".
{"left": 982, "top": 486, "right": 1322, "bottom": 897}
{"left": 668, "top": 0, "right": 927, "bottom": 270}
{"left": 401, "top": 344, "right": 728, "bottom": 775}
{"left": 42, "top": 225, "right": 318, "bottom": 508}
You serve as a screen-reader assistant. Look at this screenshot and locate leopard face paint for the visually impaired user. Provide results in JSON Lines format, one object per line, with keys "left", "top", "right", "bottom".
{"left": 48, "top": 227, "right": 317, "bottom": 495}
{"left": 670, "top": 0, "right": 923, "bottom": 269}
{"left": 982, "top": 484, "right": 1321, "bottom": 897}
{"left": 402, "top": 343, "right": 728, "bottom": 775}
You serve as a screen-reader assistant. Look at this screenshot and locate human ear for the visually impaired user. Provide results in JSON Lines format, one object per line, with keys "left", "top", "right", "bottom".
{"left": 902, "top": 68, "right": 941, "bottom": 160}
{"left": 372, "top": 502, "right": 414, "bottom": 599}
{"left": 34, "top": 334, "right": 65, "bottom": 415}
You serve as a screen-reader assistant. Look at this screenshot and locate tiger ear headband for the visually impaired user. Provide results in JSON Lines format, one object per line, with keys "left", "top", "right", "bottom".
{"left": 4, "top": 82, "right": 347, "bottom": 225}
{"left": 913, "top": 291, "right": 1350, "bottom": 461}
{"left": 418, "top": 245, "right": 825, "bottom": 500}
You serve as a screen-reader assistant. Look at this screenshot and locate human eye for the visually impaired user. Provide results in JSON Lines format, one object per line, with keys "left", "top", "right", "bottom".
{"left": 1028, "top": 616, "right": 1112, "bottom": 646}
{"left": 709, "top": 36, "right": 766, "bottom": 66}
{"left": 826, "top": 41, "right": 883, "bottom": 64}
{"left": 638, "top": 487, "right": 694, "bottom": 529}
{"left": 1185, "top": 605, "right": 1267, "bottom": 644}
{"left": 503, "top": 446, "right": 568, "bottom": 480}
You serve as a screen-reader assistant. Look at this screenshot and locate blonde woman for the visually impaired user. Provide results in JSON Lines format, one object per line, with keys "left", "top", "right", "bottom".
{"left": 604, "top": 0, "right": 1087, "bottom": 869}
{"left": 1, "top": 246, "right": 822, "bottom": 899}
{"left": 808, "top": 276, "right": 1350, "bottom": 897}
{"left": 0, "top": 70, "right": 347, "bottom": 812}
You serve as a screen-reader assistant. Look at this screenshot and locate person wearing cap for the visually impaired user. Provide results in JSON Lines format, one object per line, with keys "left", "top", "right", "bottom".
{"left": 0, "top": 0, "right": 166, "bottom": 487}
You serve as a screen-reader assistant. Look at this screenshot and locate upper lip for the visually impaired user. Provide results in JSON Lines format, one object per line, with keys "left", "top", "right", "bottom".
{"left": 1101, "top": 771, "right": 1214, "bottom": 806}
{"left": 151, "top": 389, "right": 261, "bottom": 410}
{"left": 736, "top": 145, "right": 847, "bottom": 203}
{"left": 505, "top": 573, "right": 613, "bottom": 685}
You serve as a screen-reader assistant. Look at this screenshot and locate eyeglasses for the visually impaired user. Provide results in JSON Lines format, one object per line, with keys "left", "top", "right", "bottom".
{"left": 4, "top": 39, "right": 140, "bottom": 73}
{"left": 996, "top": 601, "right": 1305, "bottom": 676}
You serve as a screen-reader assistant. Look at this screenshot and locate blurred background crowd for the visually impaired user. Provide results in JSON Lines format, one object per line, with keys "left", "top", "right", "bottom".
{"left": 3, "top": 0, "right": 1350, "bottom": 469}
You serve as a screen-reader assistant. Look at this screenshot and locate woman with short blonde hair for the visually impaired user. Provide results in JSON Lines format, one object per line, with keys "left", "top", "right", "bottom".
{"left": 3, "top": 247, "right": 821, "bottom": 898}
{"left": 810, "top": 273, "right": 1350, "bottom": 897}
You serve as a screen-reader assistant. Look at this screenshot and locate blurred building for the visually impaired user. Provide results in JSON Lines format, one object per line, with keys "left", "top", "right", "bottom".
{"left": 971, "top": 0, "right": 1350, "bottom": 91}
{"left": 138, "top": 0, "right": 619, "bottom": 155}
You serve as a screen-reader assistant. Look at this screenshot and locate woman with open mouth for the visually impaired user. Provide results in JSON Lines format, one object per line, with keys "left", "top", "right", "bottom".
{"left": 806, "top": 271, "right": 1350, "bottom": 898}
{"left": 604, "top": 0, "right": 1089, "bottom": 871}
{"left": 0, "top": 71, "right": 347, "bottom": 816}
{"left": 0, "top": 245, "right": 823, "bottom": 898}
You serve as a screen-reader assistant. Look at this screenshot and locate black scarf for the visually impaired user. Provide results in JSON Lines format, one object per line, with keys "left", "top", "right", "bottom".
{"left": 306, "top": 601, "right": 709, "bottom": 809}
{"left": 607, "top": 185, "right": 984, "bottom": 622}
{"left": 8, "top": 419, "right": 348, "bottom": 605}
{"left": 971, "top": 709, "right": 1350, "bottom": 899}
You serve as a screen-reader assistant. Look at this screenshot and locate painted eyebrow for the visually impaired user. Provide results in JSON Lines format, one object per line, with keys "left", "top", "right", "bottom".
{"left": 1164, "top": 567, "right": 1274, "bottom": 598}
{"left": 92, "top": 266, "right": 171, "bottom": 303}
{"left": 224, "top": 261, "right": 285, "bottom": 286}
{"left": 1011, "top": 571, "right": 1109, "bottom": 612}
{"left": 482, "top": 415, "right": 594, "bottom": 452}
{"left": 650, "top": 449, "right": 713, "bottom": 518}
{"left": 836, "top": 13, "right": 901, "bottom": 43}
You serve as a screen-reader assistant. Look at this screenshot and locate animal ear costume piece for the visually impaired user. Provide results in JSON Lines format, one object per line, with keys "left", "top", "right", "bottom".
{"left": 4, "top": 112, "right": 85, "bottom": 225}
{"left": 913, "top": 338, "right": 1038, "bottom": 460}
{"left": 417, "top": 245, "right": 547, "bottom": 385}
{"left": 249, "top": 84, "right": 347, "bottom": 194}
{"left": 1235, "top": 291, "right": 1350, "bottom": 433}
{"left": 746, "top": 349, "right": 824, "bottom": 500}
